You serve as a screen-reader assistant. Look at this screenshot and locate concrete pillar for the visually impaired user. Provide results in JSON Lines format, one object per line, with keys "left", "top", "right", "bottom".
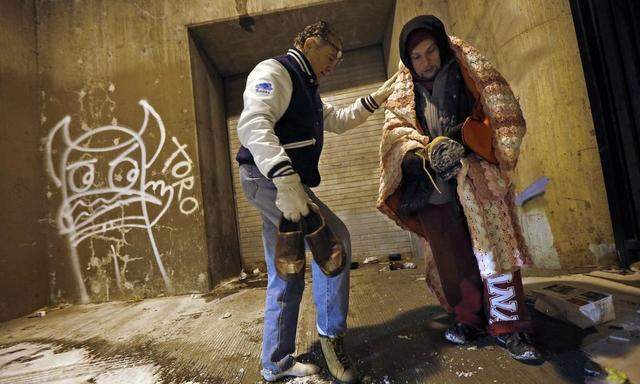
{"left": 0, "top": 0, "right": 49, "bottom": 321}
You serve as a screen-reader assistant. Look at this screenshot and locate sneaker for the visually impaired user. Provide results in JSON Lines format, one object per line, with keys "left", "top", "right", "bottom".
{"left": 444, "top": 323, "right": 485, "bottom": 345}
{"left": 319, "top": 335, "right": 358, "bottom": 383}
{"left": 496, "top": 332, "right": 543, "bottom": 363}
{"left": 262, "top": 361, "right": 320, "bottom": 382}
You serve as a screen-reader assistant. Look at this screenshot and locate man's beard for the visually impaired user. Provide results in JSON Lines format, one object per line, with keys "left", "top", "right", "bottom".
{"left": 417, "top": 68, "right": 439, "bottom": 80}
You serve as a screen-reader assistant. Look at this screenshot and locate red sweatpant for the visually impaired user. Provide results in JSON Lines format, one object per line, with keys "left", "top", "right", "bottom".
{"left": 417, "top": 202, "right": 532, "bottom": 336}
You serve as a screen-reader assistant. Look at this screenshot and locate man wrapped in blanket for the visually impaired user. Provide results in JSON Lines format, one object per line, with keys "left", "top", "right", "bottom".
{"left": 377, "top": 15, "right": 542, "bottom": 362}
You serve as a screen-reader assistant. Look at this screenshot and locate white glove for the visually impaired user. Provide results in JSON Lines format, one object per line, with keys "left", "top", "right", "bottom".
{"left": 272, "top": 173, "right": 310, "bottom": 222}
{"left": 371, "top": 71, "right": 399, "bottom": 106}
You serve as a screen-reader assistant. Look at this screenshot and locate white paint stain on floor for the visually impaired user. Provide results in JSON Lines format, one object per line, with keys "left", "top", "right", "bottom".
{"left": 0, "top": 342, "right": 162, "bottom": 384}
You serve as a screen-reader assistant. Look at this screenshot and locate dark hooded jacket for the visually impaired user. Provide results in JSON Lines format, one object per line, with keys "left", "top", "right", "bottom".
{"left": 399, "top": 15, "right": 473, "bottom": 140}
{"left": 397, "top": 15, "right": 475, "bottom": 213}
{"left": 399, "top": 15, "right": 456, "bottom": 74}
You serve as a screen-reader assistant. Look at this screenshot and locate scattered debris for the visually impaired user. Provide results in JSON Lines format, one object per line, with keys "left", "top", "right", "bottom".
{"left": 27, "top": 310, "right": 46, "bottom": 318}
{"left": 363, "top": 256, "right": 380, "bottom": 264}
{"left": 220, "top": 312, "right": 232, "bottom": 319}
{"left": 466, "top": 346, "right": 478, "bottom": 350}
{"left": 389, "top": 261, "right": 417, "bottom": 270}
{"left": 456, "top": 371, "right": 475, "bottom": 378}
{"left": 605, "top": 367, "right": 630, "bottom": 384}
{"left": 398, "top": 335, "right": 411, "bottom": 340}
{"left": 178, "top": 312, "right": 203, "bottom": 320}
{"left": 584, "top": 360, "right": 606, "bottom": 377}
{"left": 52, "top": 303, "right": 71, "bottom": 311}
{"left": 416, "top": 277, "right": 426, "bottom": 281}
{"left": 350, "top": 261, "right": 360, "bottom": 270}
{"left": 239, "top": 269, "right": 248, "bottom": 281}
{"left": 252, "top": 268, "right": 261, "bottom": 275}
{"left": 532, "top": 284, "right": 615, "bottom": 328}
{"left": 388, "top": 253, "right": 402, "bottom": 261}
{"left": 583, "top": 310, "right": 640, "bottom": 383}
{"left": 608, "top": 335, "right": 631, "bottom": 343}
{"left": 587, "top": 269, "right": 640, "bottom": 289}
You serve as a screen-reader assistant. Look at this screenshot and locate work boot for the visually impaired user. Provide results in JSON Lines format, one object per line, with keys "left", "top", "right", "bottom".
{"left": 496, "top": 332, "right": 543, "bottom": 363}
{"left": 275, "top": 218, "right": 306, "bottom": 281}
{"left": 319, "top": 335, "right": 358, "bottom": 383}
{"left": 262, "top": 360, "right": 320, "bottom": 382}
{"left": 303, "top": 206, "right": 346, "bottom": 277}
{"left": 444, "top": 322, "right": 486, "bottom": 345}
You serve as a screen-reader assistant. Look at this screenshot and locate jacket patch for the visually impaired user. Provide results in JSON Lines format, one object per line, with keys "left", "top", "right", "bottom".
{"left": 255, "top": 82, "right": 273, "bottom": 95}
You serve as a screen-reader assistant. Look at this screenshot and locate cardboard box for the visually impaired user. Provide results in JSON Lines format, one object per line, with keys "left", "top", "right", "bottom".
{"left": 532, "top": 284, "right": 615, "bottom": 328}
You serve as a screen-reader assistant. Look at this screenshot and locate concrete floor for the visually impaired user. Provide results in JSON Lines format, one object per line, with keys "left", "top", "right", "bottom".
{"left": 1, "top": 262, "right": 639, "bottom": 384}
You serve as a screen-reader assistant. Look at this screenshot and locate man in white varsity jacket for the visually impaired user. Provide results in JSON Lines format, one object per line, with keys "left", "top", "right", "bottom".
{"left": 236, "top": 21, "right": 396, "bottom": 382}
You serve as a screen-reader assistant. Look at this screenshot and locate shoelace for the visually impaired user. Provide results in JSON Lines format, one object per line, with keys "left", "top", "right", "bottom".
{"left": 505, "top": 332, "right": 534, "bottom": 349}
{"left": 416, "top": 151, "right": 443, "bottom": 195}
{"left": 519, "top": 332, "right": 535, "bottom": 346}
{"left": 330, "top": 337, "right": 351, "bottom": 368}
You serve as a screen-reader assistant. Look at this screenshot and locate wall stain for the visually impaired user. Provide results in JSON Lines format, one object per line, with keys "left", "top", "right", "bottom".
{"left": 235, "top": 0, "right": 255, "bottom": 32}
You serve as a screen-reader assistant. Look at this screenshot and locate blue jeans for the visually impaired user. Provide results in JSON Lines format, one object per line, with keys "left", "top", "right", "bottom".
{"left": 239, "top": 164, "right": 351, "bottom": 375}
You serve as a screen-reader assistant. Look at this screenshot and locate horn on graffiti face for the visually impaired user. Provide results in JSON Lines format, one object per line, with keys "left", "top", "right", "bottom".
{"left": 138, "top": 100, "right": 166, "bottom": 169}
{"left": 45, "top": 116, "right": 74, "bottom": 188}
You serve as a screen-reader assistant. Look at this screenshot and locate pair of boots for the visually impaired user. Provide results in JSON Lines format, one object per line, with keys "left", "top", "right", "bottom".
{"left": 275, "top": 204, "right": 346, "bottom": 281}
{"left": 445, "top": 323, "right": 543, "bottom": 363}
{"left": 263, "top": 335, "right": 358, "bottom": 383}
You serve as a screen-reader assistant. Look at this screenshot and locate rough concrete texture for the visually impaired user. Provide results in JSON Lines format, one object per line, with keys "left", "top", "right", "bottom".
{"left": 189, "top": 34, "right": 242, "bottom": 287}
{"left": 384, "top": 0, "right": 615, "bottom": 269}
{"left": 34, "top": 0, "right": 344, "bottom": 305}
{"left": 2, "top": 263, "right": 638, "bottom": 383}
{"left": 191, "top": 0, "right": 395, "bottom": 77}
{"left": 2, "top": 0, "right": 617, "bottom": 317}
{"left": 0, "top": 1, "right": 49, "bottom": 322}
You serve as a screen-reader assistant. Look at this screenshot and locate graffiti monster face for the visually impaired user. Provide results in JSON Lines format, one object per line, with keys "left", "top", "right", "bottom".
{"left": 45, "top": 100, "right": 186, "bottom": 294}
{"left": 46, "top": 100, "right": 171, "bottom": 247}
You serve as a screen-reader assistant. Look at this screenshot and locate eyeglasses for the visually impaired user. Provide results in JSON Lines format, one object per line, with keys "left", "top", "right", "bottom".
{"left": 319, "top": 37, "right": 343, "bottom": 65}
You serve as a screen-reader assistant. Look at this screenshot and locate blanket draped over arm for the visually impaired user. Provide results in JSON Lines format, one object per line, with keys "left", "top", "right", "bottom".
{"left": 376, "top": 36, "right": 533, "bottom": 310}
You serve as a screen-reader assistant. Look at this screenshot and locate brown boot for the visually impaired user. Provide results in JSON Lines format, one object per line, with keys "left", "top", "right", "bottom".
{"left": 319, "top": 335, "right": 358, "bottom": 383}
{"left": 275, "top": 218, "right": 306, "bottom": 281}
{"left": 303, "top": 205, "right": 346, "bottom": 277}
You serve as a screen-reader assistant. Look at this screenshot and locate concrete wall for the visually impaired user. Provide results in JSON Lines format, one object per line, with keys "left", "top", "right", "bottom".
{"left": 0, "top": 1, "right": 49, "bottom": 321}
{"left": 385, "top": 0, "right": 615, "bottom": 268}
{"left": 1, "top": 0, "right": 616, "bottom": 317}
{"left": 188, "top": 35, "right": 242, "bottom": 287}
{"left": 226, "top": 46, "right": 413, "bottom": 270}
{"left": 35, "top": 0, "right": 339, "bottom": 303}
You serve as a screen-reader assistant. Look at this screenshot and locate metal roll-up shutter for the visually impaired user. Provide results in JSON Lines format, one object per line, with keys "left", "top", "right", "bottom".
{"left": 226, "top": 45, "right": 413, "bottom": 269}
